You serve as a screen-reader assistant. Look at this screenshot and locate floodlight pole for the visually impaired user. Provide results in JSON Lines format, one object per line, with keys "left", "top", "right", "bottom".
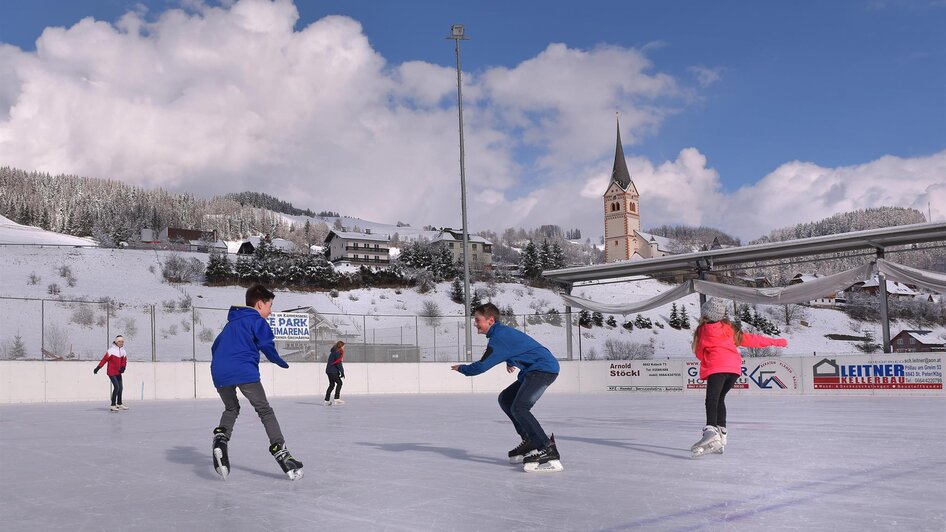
{"left": 448, "top": 24, "right": 473, "bottom": 361}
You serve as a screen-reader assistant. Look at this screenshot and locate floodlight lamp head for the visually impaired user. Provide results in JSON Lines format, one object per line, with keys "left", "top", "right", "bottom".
{"left": 451, "top": 24, "right": 465, "bottom": 38}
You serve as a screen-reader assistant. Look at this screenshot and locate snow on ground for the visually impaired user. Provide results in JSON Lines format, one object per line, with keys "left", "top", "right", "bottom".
{"left": 1, "top": 245, "right": 941, "bottom": 362}
{"left": 0, "top": 214, "right": 97, "bottom": 246}
{"left": 1, "top": 393, "right": 944, "bottom": 531}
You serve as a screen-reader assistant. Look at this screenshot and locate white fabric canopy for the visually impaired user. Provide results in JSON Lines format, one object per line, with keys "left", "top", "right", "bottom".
{"left": 561, "top": 281, "right": 694, "bottom": 315}
{"left": 560, "top": 262, "right": 878, "bottom": 314}
{"left": 693, "top": 262, "right": 875, "bottom": 306}
{"left": 877, "top": 259, "right": 946, "bottom": 294}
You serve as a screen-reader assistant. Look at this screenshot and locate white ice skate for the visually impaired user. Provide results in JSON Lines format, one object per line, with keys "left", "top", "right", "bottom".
{"left": 713, "top": 427, "right": 727, "bottom": 455}
{"left": 109, "top": 406, "right": 119, "bottom": 412}
{"left": 324, "top": 399, "right": 333, "bottom": 406}
{"left": 691, "top": 425, "right": 722, "bottom": 458}
{"left": 118, "top": 404, "right": 129, "bottom": 410}
{"left": 332, "top": 399, "right": 345, "bottom": 405}
{"left": 212, "top": 428, "right": 229, "bottom": 480}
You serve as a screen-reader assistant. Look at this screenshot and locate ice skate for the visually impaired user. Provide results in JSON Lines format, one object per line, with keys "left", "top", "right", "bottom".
{"left": 109, "top": 405, "right": 119, "bottom": 412}
{"left": 508, "top": 438, "right": 538, "bottom": 464}
{"left": 691, "top": 426, "right": 722, "bottom": 458}
{"left": 713, "top": 427, "right": 727, "bottom": 455}
{"left": 323, "top": 399, "right": 333, "bottom": 406}
{"left": 523, "top": 435, "right": 563, "bottom": 473}
{"left": 118, "top": 404, "right": 129, "bottom": 410}
{"left": 212, "top": 427, "right": 230, "bottom": 480}
{"left": 331, "top": 399, "right": 344, "bottom": 405}
{"left": 270, "top": 442, "right": 304, "bottom": 481}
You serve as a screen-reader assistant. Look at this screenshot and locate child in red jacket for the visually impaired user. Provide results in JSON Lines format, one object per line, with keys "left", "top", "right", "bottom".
{"left": 690, "top": 298, "right": 787, "bottom": 457}
{"left": 94, "top": 335, "right": 128, "bottom": 412}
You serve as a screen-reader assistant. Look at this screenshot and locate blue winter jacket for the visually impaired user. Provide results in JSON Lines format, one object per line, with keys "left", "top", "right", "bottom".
{"left": 457, "top": 322, "right": 559, "bottom": 380}
{"left": 211, "top": 306, "right": 289, "bottom": 388}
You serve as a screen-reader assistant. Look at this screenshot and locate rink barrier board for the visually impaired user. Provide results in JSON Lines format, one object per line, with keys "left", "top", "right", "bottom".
{"left": 0, "top": 354, "right": 942, "bottom": 404}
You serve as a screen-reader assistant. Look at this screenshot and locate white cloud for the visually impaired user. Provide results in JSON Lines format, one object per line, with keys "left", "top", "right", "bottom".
{"left": 0, "top": 0, "right": 941, "bottom": 245}
{"left": 687, "top": 65, "right": 722, "bottom": 87}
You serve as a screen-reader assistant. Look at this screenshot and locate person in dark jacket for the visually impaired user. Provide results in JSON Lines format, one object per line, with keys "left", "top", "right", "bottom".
{"left": 324, "top": 341, "right": 345, "bottom": 405}
{"left": 452, "top": 303, "right": 563, "bottom": 472}
{"left": 209, "top": 284, "right": 303, "bottom": 480}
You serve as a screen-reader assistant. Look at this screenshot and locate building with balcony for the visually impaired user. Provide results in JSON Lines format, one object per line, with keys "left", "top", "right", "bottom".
{"left": 431, "top": 228, "right": 493, "bottom": 271}
{"left": 325, "top": 229, "right": 391, "bottom": 266}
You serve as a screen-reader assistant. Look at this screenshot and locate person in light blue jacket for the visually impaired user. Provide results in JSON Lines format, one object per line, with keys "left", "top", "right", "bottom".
{"left": 209, "top": 284, "right": 303, "bottom": 480}
{"left": 452, "top": 303, "right": 563, "bottom": 472}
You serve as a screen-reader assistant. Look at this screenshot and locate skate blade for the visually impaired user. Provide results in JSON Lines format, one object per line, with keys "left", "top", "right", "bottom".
{"left": 286, "top": 468, "right": 304, "bottom": 481}
{"left": 213, "top": 449, "right": 229, "bottom": 480}
{"left": 523, "top": 460, "right": 563, "bottom": 473}
{"left": 509, "top": 451, "right": 537, "bottom": 464}
{"left": 691, "top": 443, "right": 722, "bottom": 458}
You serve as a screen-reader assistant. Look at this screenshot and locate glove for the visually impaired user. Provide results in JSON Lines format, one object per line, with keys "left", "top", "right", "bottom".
{"left": 93, "top": 366, "right": 100, "bottom": 374}
{"left": 120, "top": 367, "right": 125, "bottom": 373}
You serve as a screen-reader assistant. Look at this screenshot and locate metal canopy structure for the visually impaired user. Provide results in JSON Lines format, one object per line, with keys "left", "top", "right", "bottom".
{"left": 543, "top": 222, "right": 946, "bottom": 358}
{"left": 544, "top": 222, "right": 946, "bottom": 284}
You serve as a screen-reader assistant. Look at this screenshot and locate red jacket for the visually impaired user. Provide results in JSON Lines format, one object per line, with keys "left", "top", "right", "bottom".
{"left": 693, "top": 322, "right": 786, "bottom": 380}
{"left": 96, "top": 346, "right": 127, "bottom": 377}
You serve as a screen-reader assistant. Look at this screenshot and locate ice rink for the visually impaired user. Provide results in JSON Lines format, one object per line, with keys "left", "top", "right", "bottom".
{"left": 1, "top": 393, "right": 944, "bottom": 531}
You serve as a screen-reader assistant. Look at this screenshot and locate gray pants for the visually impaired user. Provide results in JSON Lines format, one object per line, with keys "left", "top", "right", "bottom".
{"left": 216, "top": 381, "right": 284, "bottom": 446}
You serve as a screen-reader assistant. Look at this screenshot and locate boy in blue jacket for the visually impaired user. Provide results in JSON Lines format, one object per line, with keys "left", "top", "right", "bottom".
{"left": 452, "top": 303, "right": 563, "bottom": 472}
{"left": 210, "top": 284, "right": 303, "bottom": 480}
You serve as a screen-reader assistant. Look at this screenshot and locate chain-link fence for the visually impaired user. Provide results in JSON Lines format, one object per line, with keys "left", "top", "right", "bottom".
{"left": 0, "top": 296, "right": 583, "bottom": 363}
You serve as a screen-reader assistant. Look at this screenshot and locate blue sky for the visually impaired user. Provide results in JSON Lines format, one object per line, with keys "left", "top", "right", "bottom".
{"left": 0, "top": 0, "right": 944, "bottom": 239}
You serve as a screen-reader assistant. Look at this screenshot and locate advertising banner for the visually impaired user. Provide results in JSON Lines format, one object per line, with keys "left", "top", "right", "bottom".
{"left": 267, "top": 312, "right": 311, "bottom": 341}
{"left": 605, "top": 360, "right": 684, "bottom": 392}
{"left": 808, "top": 354, "right": 943, "bottom": 392}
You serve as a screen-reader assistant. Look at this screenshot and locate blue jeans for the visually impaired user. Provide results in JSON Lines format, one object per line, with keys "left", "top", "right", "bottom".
{"left": 108, "top": 375, "right": 123, "bottom": 406}
{"left": 498, "top": 371, "right": 557, "bottom": 449}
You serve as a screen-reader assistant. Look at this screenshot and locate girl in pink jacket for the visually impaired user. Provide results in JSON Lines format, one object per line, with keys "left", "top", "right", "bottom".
{"left": 690, "top": 298, "right": 787, "bottom": 457}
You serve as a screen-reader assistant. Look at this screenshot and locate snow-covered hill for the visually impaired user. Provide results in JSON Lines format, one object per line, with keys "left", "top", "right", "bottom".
{"left": 0, "top": 215, "right": 97, "bottom": 246}
{"left": 2, "top": 245, "right": 935, "bottom": 363}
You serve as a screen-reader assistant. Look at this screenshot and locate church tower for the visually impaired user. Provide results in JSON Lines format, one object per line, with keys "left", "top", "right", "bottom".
{"left": 603, "top": 117, "right": 641, "bottom": 262}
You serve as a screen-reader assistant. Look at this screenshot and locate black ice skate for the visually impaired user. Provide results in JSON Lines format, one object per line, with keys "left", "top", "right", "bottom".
{"left": 212, "top": 427, "right": 230, "bottom": 480}
{"left": 522, "top": 435, "right": 563, "bottom": 473}
{"left": 269, "top": 442, "right": 304, "bottom": 481}
{"left": 508, "top": 438, "right": 538, "bottom": 464}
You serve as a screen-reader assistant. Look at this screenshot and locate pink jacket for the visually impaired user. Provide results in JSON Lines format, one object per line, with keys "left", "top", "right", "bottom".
{"left": 693, "top": 322, "right": 787, "bottom": 380}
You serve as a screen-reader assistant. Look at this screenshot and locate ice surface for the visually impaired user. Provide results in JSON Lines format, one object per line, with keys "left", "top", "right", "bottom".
{"left": 1, "top": 393, "right": 944, "bottom": 531}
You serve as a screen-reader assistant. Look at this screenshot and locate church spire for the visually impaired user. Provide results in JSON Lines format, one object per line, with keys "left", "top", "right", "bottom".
{"left": 610, "top": 115, "right": 632, "bottom": 190}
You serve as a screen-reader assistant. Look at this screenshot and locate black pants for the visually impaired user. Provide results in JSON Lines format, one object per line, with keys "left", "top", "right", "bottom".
{"left": 325, "top": 374, "right": 343, "bottom": 401}
{"left": 705, "top": 373, "right": 739, "bottom": 427}
{"left": 108, "top": 375, "right": 123, "bottom": 406}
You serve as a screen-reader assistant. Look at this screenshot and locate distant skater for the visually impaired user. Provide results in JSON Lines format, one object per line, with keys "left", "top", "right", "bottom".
{"left": 94, "top": 335, "right": 127, "bottom": 412}
{"left": 209, "top": 284, "right": 304, "bottom": 480}
{"left": 690, "top": 297, "right": 787, "bottom": 457}
{"left": 324, "top": 341, "right": 346, "bottom": 406}
{"left": 451, "top": 303, "right": 563, "bottom": 473}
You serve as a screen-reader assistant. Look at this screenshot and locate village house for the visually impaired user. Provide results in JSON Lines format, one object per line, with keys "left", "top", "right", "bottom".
{"left": 891, "top": 330, "right": 946, "bottom": 353}
{"left": 324, "top": 229, "right": 391, "bottom": 266}
{"left": 788, "top": 273, "right": 844, "bottom": 307}
{"left": 431, "top": 228, "right": 493, "bottom": 271}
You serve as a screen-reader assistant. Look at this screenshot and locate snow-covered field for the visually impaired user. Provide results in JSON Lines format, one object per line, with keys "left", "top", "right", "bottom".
{"left": 2, "top": 242, "right": 936, "bottom": 363}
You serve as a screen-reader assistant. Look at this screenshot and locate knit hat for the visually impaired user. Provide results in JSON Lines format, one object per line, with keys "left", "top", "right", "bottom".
{"left": 700, "top": 298, "right": 729, "bottom": 322}
{"left": 114, "top": 335, "right": 125, "bottom": 343}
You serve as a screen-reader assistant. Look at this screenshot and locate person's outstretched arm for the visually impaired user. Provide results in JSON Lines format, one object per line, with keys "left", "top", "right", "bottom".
{"left": 739, "top": 333, "right": 787, "bottom": 349}
{"left": 254, "top": 318, "right": 289, "bottom": 368}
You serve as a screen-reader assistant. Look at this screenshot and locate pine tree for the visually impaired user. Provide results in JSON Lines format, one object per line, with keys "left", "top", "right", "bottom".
{"left": 469, "top": 289, "right": 483, "bottom": 314}
{"left": 539, "top": 240, "right": 552, "bottom": 271}
{"left": 546, "top": 308, "right": 562, "bottom": 326}
{"left": 578, "top": 310, "right": 592, "bottom": 328}
{"left": 680, "top": 306, "right": 691, "bottom": 329}
{"left": 519, "top": 241, "right": 542, "bottom": 279}
{"left": 669, "top": 303, "right": 680, "bottom": 329}
{"left": 11, "top": 334, "right": 27, "bottom": 359}
{"left": 450, "top": 278, "right": 464, "bottom": 304}
{"left": 550, "top": 242, "right": 567, "bottom": 269}
{"left": 205, "top": 251, "right": 234, "bottom": 282}
{"left": 592, "top": 311, "right": 604, "bottom": 327}
{"left": 605, "top": 315, "right": 617, "bottom": 327}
